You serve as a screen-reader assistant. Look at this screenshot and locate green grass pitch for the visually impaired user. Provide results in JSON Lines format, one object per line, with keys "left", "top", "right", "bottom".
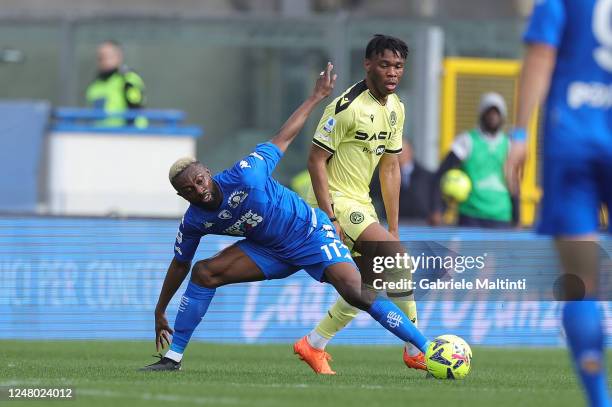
{"left": 0, "top": 340, "right": 605, "bottom": 407}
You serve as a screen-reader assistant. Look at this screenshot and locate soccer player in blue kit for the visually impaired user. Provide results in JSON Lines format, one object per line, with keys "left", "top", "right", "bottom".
{"left": 141, "top": 63, "right": 430, "bottom": 371}
{"left": 506, "top": 1, "right": 612, "bottom": 405}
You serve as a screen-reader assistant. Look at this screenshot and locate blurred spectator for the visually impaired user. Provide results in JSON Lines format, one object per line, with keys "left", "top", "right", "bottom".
{"left": 85, "top": 40, "right": 147, "bottom": 127}
{"left": 290, "top": 169, "right": 312, "bottom": 200}
{"left": 429, "top": 92, "right": 519, "bottom": 228}
{"left": 371, "top": 139, "right": 434, "bottom": 221}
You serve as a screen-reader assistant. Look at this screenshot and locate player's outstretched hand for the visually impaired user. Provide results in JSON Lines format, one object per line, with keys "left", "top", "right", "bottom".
{"left": 154, "top": 311, "right": 174, "bottom": 352}
{"left": 312, "top": 62, "right": 337, "bottom": 101}
{"left": 505, "top": 140, "right": 527, "bottom": 195}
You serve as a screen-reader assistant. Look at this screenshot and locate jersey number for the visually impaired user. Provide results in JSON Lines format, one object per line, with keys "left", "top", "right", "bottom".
{"left": 594, "top": 0, "right": 612, "bottom": 72}
{"left": 321, "top": 241, "right": 352, "bottom": 260}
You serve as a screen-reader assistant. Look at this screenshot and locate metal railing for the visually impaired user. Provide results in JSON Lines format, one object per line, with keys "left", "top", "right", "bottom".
{"left": 52, "top": 107, "right": 202, "bottom": 137}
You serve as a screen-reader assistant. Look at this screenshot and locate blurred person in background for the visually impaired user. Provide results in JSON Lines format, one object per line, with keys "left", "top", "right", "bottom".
{"left": 86, "top": 40, "right": 147, "bottom": 128}
{"left": 506, "top": 0, "right": 611, "bottom": 405}
{"left": 293, "top": 34, "right": 426, "bottom": 375}
{"left": 429, "top": 92, "right": 519, "bottom": 228}
{"left": 370, "top": 139, "right": 434, "bottom": 221}
{"left": 290, "top": 169, "right": 312, "bottom": 200}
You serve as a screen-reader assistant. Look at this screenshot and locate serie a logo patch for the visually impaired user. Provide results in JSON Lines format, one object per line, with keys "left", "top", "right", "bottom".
{"left": 350, "top": 211, "right": 364, "bottom": 224}
{"left": 323, "top": 116, "right": 336, "bottom": 133}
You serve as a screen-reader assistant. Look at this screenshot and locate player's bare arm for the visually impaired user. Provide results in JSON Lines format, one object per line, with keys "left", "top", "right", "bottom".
{"left": 307, "top": 144, "right": 345, "bottom": 241}
{"left": 378, "top": 153, "right": 401, "bottom": 238}
{"left": 505, "top": 43, "right": 556, "bottom": 195}
{"left": 271, "top": 62, "right": 337, "bottom": 153}
{"left": 154, "top": 258, "right": 191, "bottom": 351}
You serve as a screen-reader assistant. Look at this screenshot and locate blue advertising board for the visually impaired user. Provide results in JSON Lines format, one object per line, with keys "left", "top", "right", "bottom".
{"left": 0, "top": 101, "right": 50, "bottom": 212}
{"left": 1, "top": 216, "right": 609, "bottom": 347}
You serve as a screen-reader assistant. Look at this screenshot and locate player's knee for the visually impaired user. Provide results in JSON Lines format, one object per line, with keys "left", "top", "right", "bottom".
{"left": 191, "top": 260, "right": 221, "bottom": 288}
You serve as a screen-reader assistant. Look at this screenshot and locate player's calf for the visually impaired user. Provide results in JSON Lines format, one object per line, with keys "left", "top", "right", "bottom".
{"left": 323, "top": 263, "right": 374, "bottom": 311}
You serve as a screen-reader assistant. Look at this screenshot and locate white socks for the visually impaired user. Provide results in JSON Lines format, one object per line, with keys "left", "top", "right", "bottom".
{"left": 405, "top": 342, "right": 421, "bottom": 356}
{"left": 307, "top": 330, "right": 330, "bottom": 350}
{"left": 165, "top": 349, "right": 183, "bottom": 362}
{"left": 307, "top": 329, "right": 421, "bottom": 355}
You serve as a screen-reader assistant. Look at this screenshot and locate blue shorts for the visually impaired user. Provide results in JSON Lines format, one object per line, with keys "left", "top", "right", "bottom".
{"left": 538, "top": 152, "right": 612, "bottom": 236}
{"left": 236, "top": 208, "right": 355, "bottom": 281}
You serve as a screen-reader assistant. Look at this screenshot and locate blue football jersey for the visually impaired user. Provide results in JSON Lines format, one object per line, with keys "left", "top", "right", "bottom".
{"left": 173, "top": 142, "right": 315, "bottom": 263}
{"left": 524, "top": 0, "right": 612, "bottom": 155}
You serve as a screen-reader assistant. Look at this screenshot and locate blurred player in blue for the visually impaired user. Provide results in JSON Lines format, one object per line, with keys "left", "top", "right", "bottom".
{"left": 140, "top": 63, "right": 430, "bottom": 371}
{"left": 506, "top": 1, "right": 612, "bottom": 405}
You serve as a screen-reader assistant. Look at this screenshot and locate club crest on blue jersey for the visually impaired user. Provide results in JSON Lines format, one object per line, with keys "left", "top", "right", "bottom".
{"left": 239, "top": 160, "right": 251, "bottom": 169}
{"left": 218, "top": 210, "right": 233, "bottom": 220}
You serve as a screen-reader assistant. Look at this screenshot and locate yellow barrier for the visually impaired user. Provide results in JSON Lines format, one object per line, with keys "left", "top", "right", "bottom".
{"left": 440, "top": 57, "right": 541, "bottom": 226}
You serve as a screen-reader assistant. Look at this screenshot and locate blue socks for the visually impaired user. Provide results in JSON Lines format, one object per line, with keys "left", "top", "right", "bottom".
{"left": 563, "top": 300, "right": 610, "bottom": 407}
{"left": 168, "top": 281, "right": 216, "bottom": 356}
{"left": 368, "top": 297, "right": 430, "bottom": 353}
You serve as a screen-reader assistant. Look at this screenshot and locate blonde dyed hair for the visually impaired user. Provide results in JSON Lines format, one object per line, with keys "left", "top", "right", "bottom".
{"left": 169, "top": 157, "right": 197, "bottom": 183}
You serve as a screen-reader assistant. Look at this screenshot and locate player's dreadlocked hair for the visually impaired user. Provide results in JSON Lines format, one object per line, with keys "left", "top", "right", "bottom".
{"left": 365, "top": 34, "right": 409, "bottom": 60}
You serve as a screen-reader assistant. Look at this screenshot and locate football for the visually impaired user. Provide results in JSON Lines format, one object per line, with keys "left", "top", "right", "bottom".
{"left": 440, "top": 169, "right": 472, "bottom": 203}
{"left": 425, "top": 334, "right": 473, "bottom": 380}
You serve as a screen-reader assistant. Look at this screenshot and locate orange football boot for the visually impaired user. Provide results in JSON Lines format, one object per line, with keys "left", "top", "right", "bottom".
{"left": 403, "top": 348, "right": 427, "bottom": 371}
{"left": 293, "top": 336, "right": 336, "bottom": 375}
